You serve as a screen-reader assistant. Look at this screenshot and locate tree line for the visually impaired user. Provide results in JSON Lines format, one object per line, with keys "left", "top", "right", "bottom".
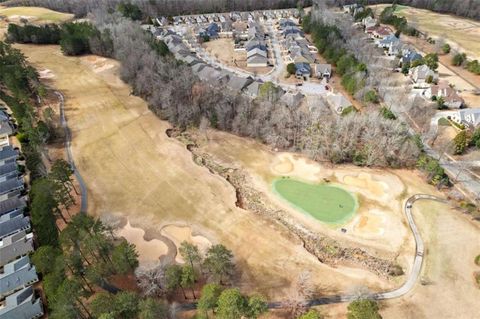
{"left": 326, "top": 0, "right": 480, "bottom": 21}
{"left": 4, "top": 0, "right": 312, "bottom": 17}
{"left": 302, "top": 13, "right": 367, "bottom": 96}
{"left": 379, "top": 5, "right": 419, "bottom": 36}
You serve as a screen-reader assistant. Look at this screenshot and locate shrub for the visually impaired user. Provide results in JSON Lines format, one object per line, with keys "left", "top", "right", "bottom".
{"left": 452, "top": 53, "right": 467, "bottom": 66}
{"left": 380, "top": 106, "right": 396, "bottom": 120}
{"left": 442, "top": 43, "right": 451, "bottom": 54}
{"left": 364, "top": 90, "right": 379, "bottom": 104}
{"left": 475, "top": 255, "right": 480, "bottom": 266}
{"left": 453, "top": 130, "right": 469, "bottom": 155}
{"left": 287, "top": 63, "right": 296, "bottom": 75}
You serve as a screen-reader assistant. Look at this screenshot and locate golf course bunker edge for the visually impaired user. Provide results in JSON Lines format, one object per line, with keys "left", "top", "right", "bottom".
{"left": 272, "top": 178, "right": 358, "bottom": 225}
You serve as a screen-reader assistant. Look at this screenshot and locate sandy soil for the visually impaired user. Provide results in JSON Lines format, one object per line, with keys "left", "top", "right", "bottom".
{"left": 117, "top": 220, "right": 169, "bottom": 263}
{"left": 371, "top": 4, "right": 480, "bottom": 60}
{"left": 203, "top": 38, "right": 273, "bottom": 75}
{"left": 17, "top": 44, "right": 395, "bottom": 299}
{"left": 0, "top": 6, "right": 73, "bottom": 24}
{"left": 160, "top": 225, "right": 211, "bottom": 263}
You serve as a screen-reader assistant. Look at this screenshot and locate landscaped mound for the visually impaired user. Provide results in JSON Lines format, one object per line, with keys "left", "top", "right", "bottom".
{"left": 273, "top": 178, "right": 358, "bottom": 224}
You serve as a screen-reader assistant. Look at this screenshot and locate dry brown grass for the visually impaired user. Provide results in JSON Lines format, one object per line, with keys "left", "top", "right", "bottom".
{"left": 0, "top": 6, "right": 73, "bottom": 24}
{"left": 371, "top": 4, "right": 480, "bottom": 60}
{"left": 17, "top": 44, "right": 393, "bottom": 299}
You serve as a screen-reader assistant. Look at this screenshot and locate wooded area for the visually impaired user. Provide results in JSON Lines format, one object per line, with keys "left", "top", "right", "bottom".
{"left": 327, "top": 0, "right": 480, "bottom": 21}
{"left": 4, "top": 0, "right": 311, "bottom": 17}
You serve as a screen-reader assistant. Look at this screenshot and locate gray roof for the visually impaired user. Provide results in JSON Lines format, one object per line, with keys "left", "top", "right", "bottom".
{"left": 0, "top": 178, "right": 24, "bottom": 196}
{"left": 457, "top": 109, "right": 480, "bottom": 127}
{"left": 0, "top": 256, "right": 38, "bottom": 298}
{"left": 0, "top": 120, "right": 12, "bottom": 136}
{"left": 280, "top": 91, "right": 304, "bottom": 108}
{"left": 315, "top": 64, "right": 332, "bottom": 74}
{"left": 0, "top": 146, "right": 17, "bottom": 162}
{"left": 244, "top": 80, "right": 263, "bottom": 97}
{"left": 247, "top": 54, "right": 268, "bottom": 64}
{"left": 0, "top": 162, "right": 17, "bottom": 178}
{"left": 0, "top": 231, "right": 34, "bottom": 267}
{"left": 0, "top": 210, "right": 30, "bottom": 240}
{"left": 0, "top": 286, "right": 43, "bottom": 319}
{"left": 226, "top": 75, "right": 253, "bottom": 91}
{"left": 191, "top": 62, "right": 207, "bottom": 73}
{"left": 0, "top": 197, "right": 26, "bottom": 217}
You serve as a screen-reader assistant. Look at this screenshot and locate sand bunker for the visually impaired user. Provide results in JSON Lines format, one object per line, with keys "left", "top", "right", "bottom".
{"left": 38, "top": 69, "right": 55, "bottom": 79}
{"left": 117, "top": 220, "right": 168, "bottom": 263}
{"left": 271, "top": 156, "right": 294, "bottom": 174}
{"left": 271, "top": 153, "right": 321, "bottom": 181}
{"left": 353, "top": 210, "right": 386, "bottom": 237}
{"left": 343, "top": 173, "right": 388, "bottom": 197}
{"left": 161, "top": 225, "right": 212, "bottom": 263}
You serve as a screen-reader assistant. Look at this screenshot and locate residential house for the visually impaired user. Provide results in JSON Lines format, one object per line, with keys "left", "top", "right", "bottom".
{"left": 156, "top": 17, "right": 168, "bottom": 27}
{"left": 377, "top": 34, "right": 399, "bottom": 49}
{"left": 191, "top": 62, "right": 207, "bottom": 74}
{"left": 278, "top": 18, "right": 297, "bottom": 29}
{"left": 0, "top": 146, "right": 17, "bottom": 166}
{"left": 0, "top": 286, "right": 43, "bottom": 319}
{"left": 247, "top": 52, "right": 268, "bottom": 67}
{"left": 362, "top": 16, "right": 377, "bottom": 29}
{"left": 0, "top": 210, "right": 29, "bottom": 240}
{"left": 400, "top": 49, "right": 422, "bottom": 66}
{"left": 226, "top": 75, "right": 254, "bottom": 92}
{"left": 409, "top": 64, "right": 438, "bottom": 84}
{"left": 0, "top": 231, "right": 34, "bottom": 267}
{"left": 450, "top": 109, "right": 480, "bottom": 128}
{"left": 0, "top": 178, "right": 24, "bottom": 201}
{"left": 0, "top": 111, "right": 12, "bottom": 148}
{"left": 295, "top": 62, "right": 311, "bottom": 80}
{"left": 0, "top": 197, "right": 26, "bottom": 218}
{"left": 314, "top": 64, "right": 332, "bottom": 80}
{"left": 424, "top": 82, "right": 465, "bottom": 108}
{"left": 0, "top": 256, "right": 38, "bottom": 298}
{"left": 281, "top": 26, "right": 304, "bottom": 39}
{"left": 371, "top": 26, "right": 393, "bottom": 39}
{"left": 0, "top": 162, "right": 17, "bottom": 183}
{"left": 343, "top": 4, "right": 359, "bottom": 14}
{"left": 244, "top": 80, "right": 263, "bottom": 98}
{"left": 245, "top": 38, "right": 267, "bottom": 52}
{"left": 200, "top": 23, "right": 220, "bottom": 39}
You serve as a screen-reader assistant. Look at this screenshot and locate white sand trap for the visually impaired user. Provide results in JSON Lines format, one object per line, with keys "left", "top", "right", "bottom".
{"left": 38, "top": 69, "right": 55, "bottom": 79}
{"left": 343, "top": 173, "right": 388, "bottom": 197}
{"left": 117, "top": 220, "right": 168, "bottom": 263}
{"left": 161, "top": 225, "right": 212, "bottom": 264}
{"left": 352, "top": 210, "right": 386, "bottom": 237}
{"left": 271, "top": 156, "right": 294, "bottom": 174}
{"left": 271, "top": 153, "right": 321, "bottom": 181}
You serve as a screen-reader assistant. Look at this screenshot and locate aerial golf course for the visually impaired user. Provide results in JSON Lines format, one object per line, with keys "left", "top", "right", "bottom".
{"left": 273, "top": 178, "right": 358, "bottom": 224}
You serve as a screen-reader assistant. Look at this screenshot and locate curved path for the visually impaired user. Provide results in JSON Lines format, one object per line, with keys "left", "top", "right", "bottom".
{"left": 54, "top": 91, "right": 88, "bottom": 212}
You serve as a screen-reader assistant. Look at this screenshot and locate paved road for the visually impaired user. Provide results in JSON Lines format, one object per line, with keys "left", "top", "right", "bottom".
{"left": 175, "top": 194, "right": 445, "bottom": 312}
{"left": 55, "top": 91, "right": 88, "bottom": 213}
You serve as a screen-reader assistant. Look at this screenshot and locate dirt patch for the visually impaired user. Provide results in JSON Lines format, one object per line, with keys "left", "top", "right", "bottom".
{"left": 38, "top": 69, "right": 55, "bottom": 79}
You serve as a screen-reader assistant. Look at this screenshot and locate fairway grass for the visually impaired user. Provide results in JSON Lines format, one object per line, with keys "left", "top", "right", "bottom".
{"left": 273, "top": 178, "right": 358, "bottom": 224}
{"left": 0, "top": 6, "right": 73, "bottom": 24}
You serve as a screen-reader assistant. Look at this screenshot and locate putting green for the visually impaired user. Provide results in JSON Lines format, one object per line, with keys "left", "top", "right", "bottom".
{"left": 272, "top": 178, "right": 358, "bottom": 224}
